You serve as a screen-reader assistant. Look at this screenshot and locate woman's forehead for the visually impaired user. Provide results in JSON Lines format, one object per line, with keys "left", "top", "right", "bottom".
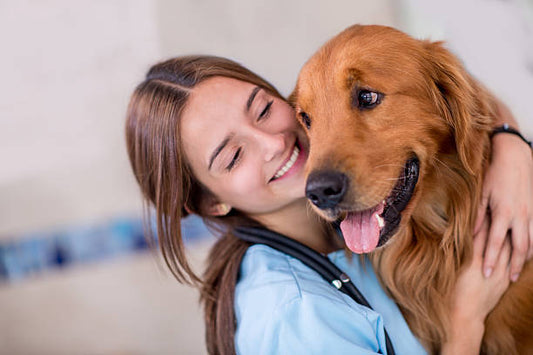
{"left": 182, "top": 77, "right": 251, "bottom": 133}
{"left": 180, "top": 77, "right": 254, "bottom": 168}
{"left": 192, "top": 76, "right": 253, "bottom": 103}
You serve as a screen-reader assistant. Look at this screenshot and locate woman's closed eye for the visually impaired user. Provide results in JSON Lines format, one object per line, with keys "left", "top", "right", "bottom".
{"left": 226, "top": 147, "right": 242, "bottom": 171}
{"left": 257, "top": 100, "right": 273, "bottom": 121}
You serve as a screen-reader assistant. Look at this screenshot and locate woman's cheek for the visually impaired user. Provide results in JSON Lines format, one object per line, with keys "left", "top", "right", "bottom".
{"left": 233, "top": 167, "right": 263, "bottom": 194}
{"left": 222, "top": 167, "right": 264, "bottom": 206}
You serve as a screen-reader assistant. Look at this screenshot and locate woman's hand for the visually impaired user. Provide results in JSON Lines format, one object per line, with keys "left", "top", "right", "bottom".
{"left": 475, "top": 132, "right": 533, "bottom": 281}
{"left": 442, "top": 217, "right": 511, "bottom": 354}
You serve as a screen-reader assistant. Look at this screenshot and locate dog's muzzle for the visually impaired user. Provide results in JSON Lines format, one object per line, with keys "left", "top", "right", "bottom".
{"left": 305, "top": 156, "right": 420, "bottom": 253}
{"left": 305, "top": 171, "right": 349, "bottom": 210}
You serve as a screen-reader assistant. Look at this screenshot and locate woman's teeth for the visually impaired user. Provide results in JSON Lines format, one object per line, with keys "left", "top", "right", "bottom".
{"left": 273, "top": 145, "right": 300, "bottom": 179}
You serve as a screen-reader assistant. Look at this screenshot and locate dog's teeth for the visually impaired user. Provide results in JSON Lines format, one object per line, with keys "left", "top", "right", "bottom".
{"left": 375, "top": 214, "right": 385, "bottom": 228}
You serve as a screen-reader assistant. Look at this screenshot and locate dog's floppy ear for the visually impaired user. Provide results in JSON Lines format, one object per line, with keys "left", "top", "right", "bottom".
{"left": 423, "top": 41, "right": 492, "bottom": 174}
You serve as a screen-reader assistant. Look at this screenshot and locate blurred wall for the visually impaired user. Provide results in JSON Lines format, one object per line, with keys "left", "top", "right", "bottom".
{"left": 156, "top": 0, "right": 397, "bottom": 97}
{"left": 0, "top": 1, "right": 158, "bottom": 236}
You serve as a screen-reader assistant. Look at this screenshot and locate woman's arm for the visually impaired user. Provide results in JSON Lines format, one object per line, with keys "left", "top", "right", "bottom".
{"left": 442, "top": 216, "right": 511, "bottom": 354}
{"left": 475, "top": 99, "right": 533, "bottom": 281}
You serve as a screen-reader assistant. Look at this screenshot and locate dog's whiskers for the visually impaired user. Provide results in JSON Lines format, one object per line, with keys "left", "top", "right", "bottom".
{"left": 433, "top": 157, "right": 455, "bottom": 175}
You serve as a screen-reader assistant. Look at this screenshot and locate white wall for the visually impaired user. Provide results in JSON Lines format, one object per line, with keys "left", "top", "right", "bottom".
{"left": 0, "top": 0, "right": 161, "bottom": 236}
{"left": 156, "top": 0, "right": 397, "bottom": 96}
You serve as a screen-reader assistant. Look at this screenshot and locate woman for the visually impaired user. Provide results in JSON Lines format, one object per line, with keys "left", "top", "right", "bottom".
{"left": 125, "top": 56, "right": 532, "bottom": 354}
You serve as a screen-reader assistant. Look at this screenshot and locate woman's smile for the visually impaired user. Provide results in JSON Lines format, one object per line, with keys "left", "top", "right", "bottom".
{"left": 270, "top": 139, "right": 307, "bottom": 182}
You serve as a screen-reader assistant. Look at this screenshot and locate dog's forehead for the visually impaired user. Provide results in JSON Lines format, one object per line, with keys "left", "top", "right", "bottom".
{"left": 297, "top": 25, "right": 426, "bottom": 103}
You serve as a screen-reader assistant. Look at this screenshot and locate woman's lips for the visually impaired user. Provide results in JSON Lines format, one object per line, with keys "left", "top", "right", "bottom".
{"left": 273, "top": 145, "right": 300, "bottom": 179}
{"left": 270, "top": 140, "right": 307, "bottom": 182}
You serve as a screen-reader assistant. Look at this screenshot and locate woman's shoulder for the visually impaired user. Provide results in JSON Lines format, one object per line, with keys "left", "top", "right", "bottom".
{"left": 234, "top": 243, "right": 380, "bottom": 329}
{"left": 236, "top": 244, "right": 351, "bottom": 307}
{"left": 234, "top": 244, "right": 388, "bottom": 354}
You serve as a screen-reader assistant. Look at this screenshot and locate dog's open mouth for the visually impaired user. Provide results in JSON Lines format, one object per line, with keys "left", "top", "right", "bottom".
{"left": 339, "top": 156, "right": 420, "bottom": 253}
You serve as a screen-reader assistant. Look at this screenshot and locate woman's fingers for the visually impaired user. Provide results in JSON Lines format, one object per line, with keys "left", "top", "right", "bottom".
{"left": 494, "top": 238, "right": 512, "bottom": 286}
{"left": 529, "top": 220, "right": 533, "bottom": 260}
{"left": 483, "top": 213, "right": 510, "bottom": 278}
{"left": 473, "top": 213, "right": 490, "bottom": 262}
{"left": 510, "top": 218, "right": 529, "bottom": 281}
{"left": 482, "top": 206, "right": 532, "bottom": 282}
{"left": 474, "top": 193, "right": 490, "bottom": 235}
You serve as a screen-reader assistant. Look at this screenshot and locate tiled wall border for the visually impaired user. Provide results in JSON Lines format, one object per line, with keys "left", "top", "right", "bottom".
{"left": 0, "top": 215, "right": 212, "bottom": 283}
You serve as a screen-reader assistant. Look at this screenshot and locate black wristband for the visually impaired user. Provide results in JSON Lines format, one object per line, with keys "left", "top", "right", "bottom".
{"left": 491, "top": 123, "right": 532, "bottom": 149}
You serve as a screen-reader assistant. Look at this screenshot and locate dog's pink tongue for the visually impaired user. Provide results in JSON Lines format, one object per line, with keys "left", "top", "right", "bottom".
{"left": 340, "top": 204, "right": 384, "bottom": 254}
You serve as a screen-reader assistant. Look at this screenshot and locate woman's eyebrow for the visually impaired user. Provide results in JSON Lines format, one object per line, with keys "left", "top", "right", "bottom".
{"left": 246, "top": 86, "right": 261, "bottom": 112}
{"left": 208, "top": 136, "right": 231, "bottom": 171}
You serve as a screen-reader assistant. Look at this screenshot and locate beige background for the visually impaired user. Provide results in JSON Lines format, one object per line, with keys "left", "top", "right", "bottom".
{"left": 1, "top": 0, "right": 531, "bottom": 353}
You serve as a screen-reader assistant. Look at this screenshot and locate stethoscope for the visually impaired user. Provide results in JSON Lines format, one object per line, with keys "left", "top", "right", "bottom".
{"left": 233, "top": 225, "right": 396, "bottom": 355}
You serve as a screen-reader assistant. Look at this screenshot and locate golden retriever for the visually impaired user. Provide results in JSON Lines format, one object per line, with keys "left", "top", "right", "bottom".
{"left": 292, "top": 24, "right": 533, "bottom": 354}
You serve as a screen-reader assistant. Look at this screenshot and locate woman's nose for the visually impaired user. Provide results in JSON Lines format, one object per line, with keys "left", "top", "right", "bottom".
{"left": 256, "top": 131, "right": 285, "bottom": 162}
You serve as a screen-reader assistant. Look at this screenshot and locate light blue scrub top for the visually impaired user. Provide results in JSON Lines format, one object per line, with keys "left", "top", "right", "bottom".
{"left": 235, "top": 244, "right": 427, "bottom": 355}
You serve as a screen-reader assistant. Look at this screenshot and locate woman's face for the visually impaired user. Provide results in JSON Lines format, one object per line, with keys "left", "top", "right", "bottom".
{"left": 180, "top": 77, "right": 309, "bottom": 216}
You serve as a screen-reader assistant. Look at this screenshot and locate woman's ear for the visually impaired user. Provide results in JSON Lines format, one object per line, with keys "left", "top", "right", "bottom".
{"left": 184, "top": 204, "right": 194, "bottom": 215}
{"left": 206, "top": 203, "right": 232, "bottom": 216}
{"left": 197, "top": 192, "right": 232, "bottom": 216}
{"left": 187, "top": 186, "right": 232, "bottom": 216}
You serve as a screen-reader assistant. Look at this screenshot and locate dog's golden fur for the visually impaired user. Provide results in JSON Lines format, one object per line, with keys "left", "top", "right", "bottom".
{"left": 292, "top": 25, "right": 533, "bottom": 354}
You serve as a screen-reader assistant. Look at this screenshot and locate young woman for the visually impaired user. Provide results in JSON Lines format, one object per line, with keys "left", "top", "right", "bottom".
{"left": 125, "top": 56, "right": 533, "bottom": 354}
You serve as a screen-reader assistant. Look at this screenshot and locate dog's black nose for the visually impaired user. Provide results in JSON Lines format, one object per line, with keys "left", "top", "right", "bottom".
{"left": 305, "top": 171, "right": 348, "bottom": 209}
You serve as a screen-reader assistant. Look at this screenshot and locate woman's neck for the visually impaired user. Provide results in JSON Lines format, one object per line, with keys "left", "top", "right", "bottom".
{"left": 250, "top": 198, "right": 342, "bottom": 254}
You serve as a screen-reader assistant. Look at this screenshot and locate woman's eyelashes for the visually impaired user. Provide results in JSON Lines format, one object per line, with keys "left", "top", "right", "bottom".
{"left": 257, "top": 100, "right": 273, "bottom": 121}
{"left": 226, "top": 147, "right": 242, "bottom": 171}
{"left": 224, "top": 98, "right": 272, "bottom": 171}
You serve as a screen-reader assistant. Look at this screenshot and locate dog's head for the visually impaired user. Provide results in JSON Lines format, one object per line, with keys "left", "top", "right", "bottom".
{"left": 292, "top": 25, "right": 490, "bottom": 253}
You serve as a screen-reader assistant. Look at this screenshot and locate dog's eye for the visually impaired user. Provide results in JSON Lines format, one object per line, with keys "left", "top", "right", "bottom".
{"left": 300, "top": 112, "right": 311, "bottom": 129}
{"left": 354, "top": 89, "right": 383, "bottom": 109}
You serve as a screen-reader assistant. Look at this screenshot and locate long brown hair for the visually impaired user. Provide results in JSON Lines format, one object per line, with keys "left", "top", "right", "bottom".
{"left": 125, "top": 55, "right": 285, "bottom": 354}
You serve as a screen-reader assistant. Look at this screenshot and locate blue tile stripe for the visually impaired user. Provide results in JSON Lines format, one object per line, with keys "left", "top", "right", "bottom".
{"left": 0, "top": 215, "right": 213, "bottom": 283}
